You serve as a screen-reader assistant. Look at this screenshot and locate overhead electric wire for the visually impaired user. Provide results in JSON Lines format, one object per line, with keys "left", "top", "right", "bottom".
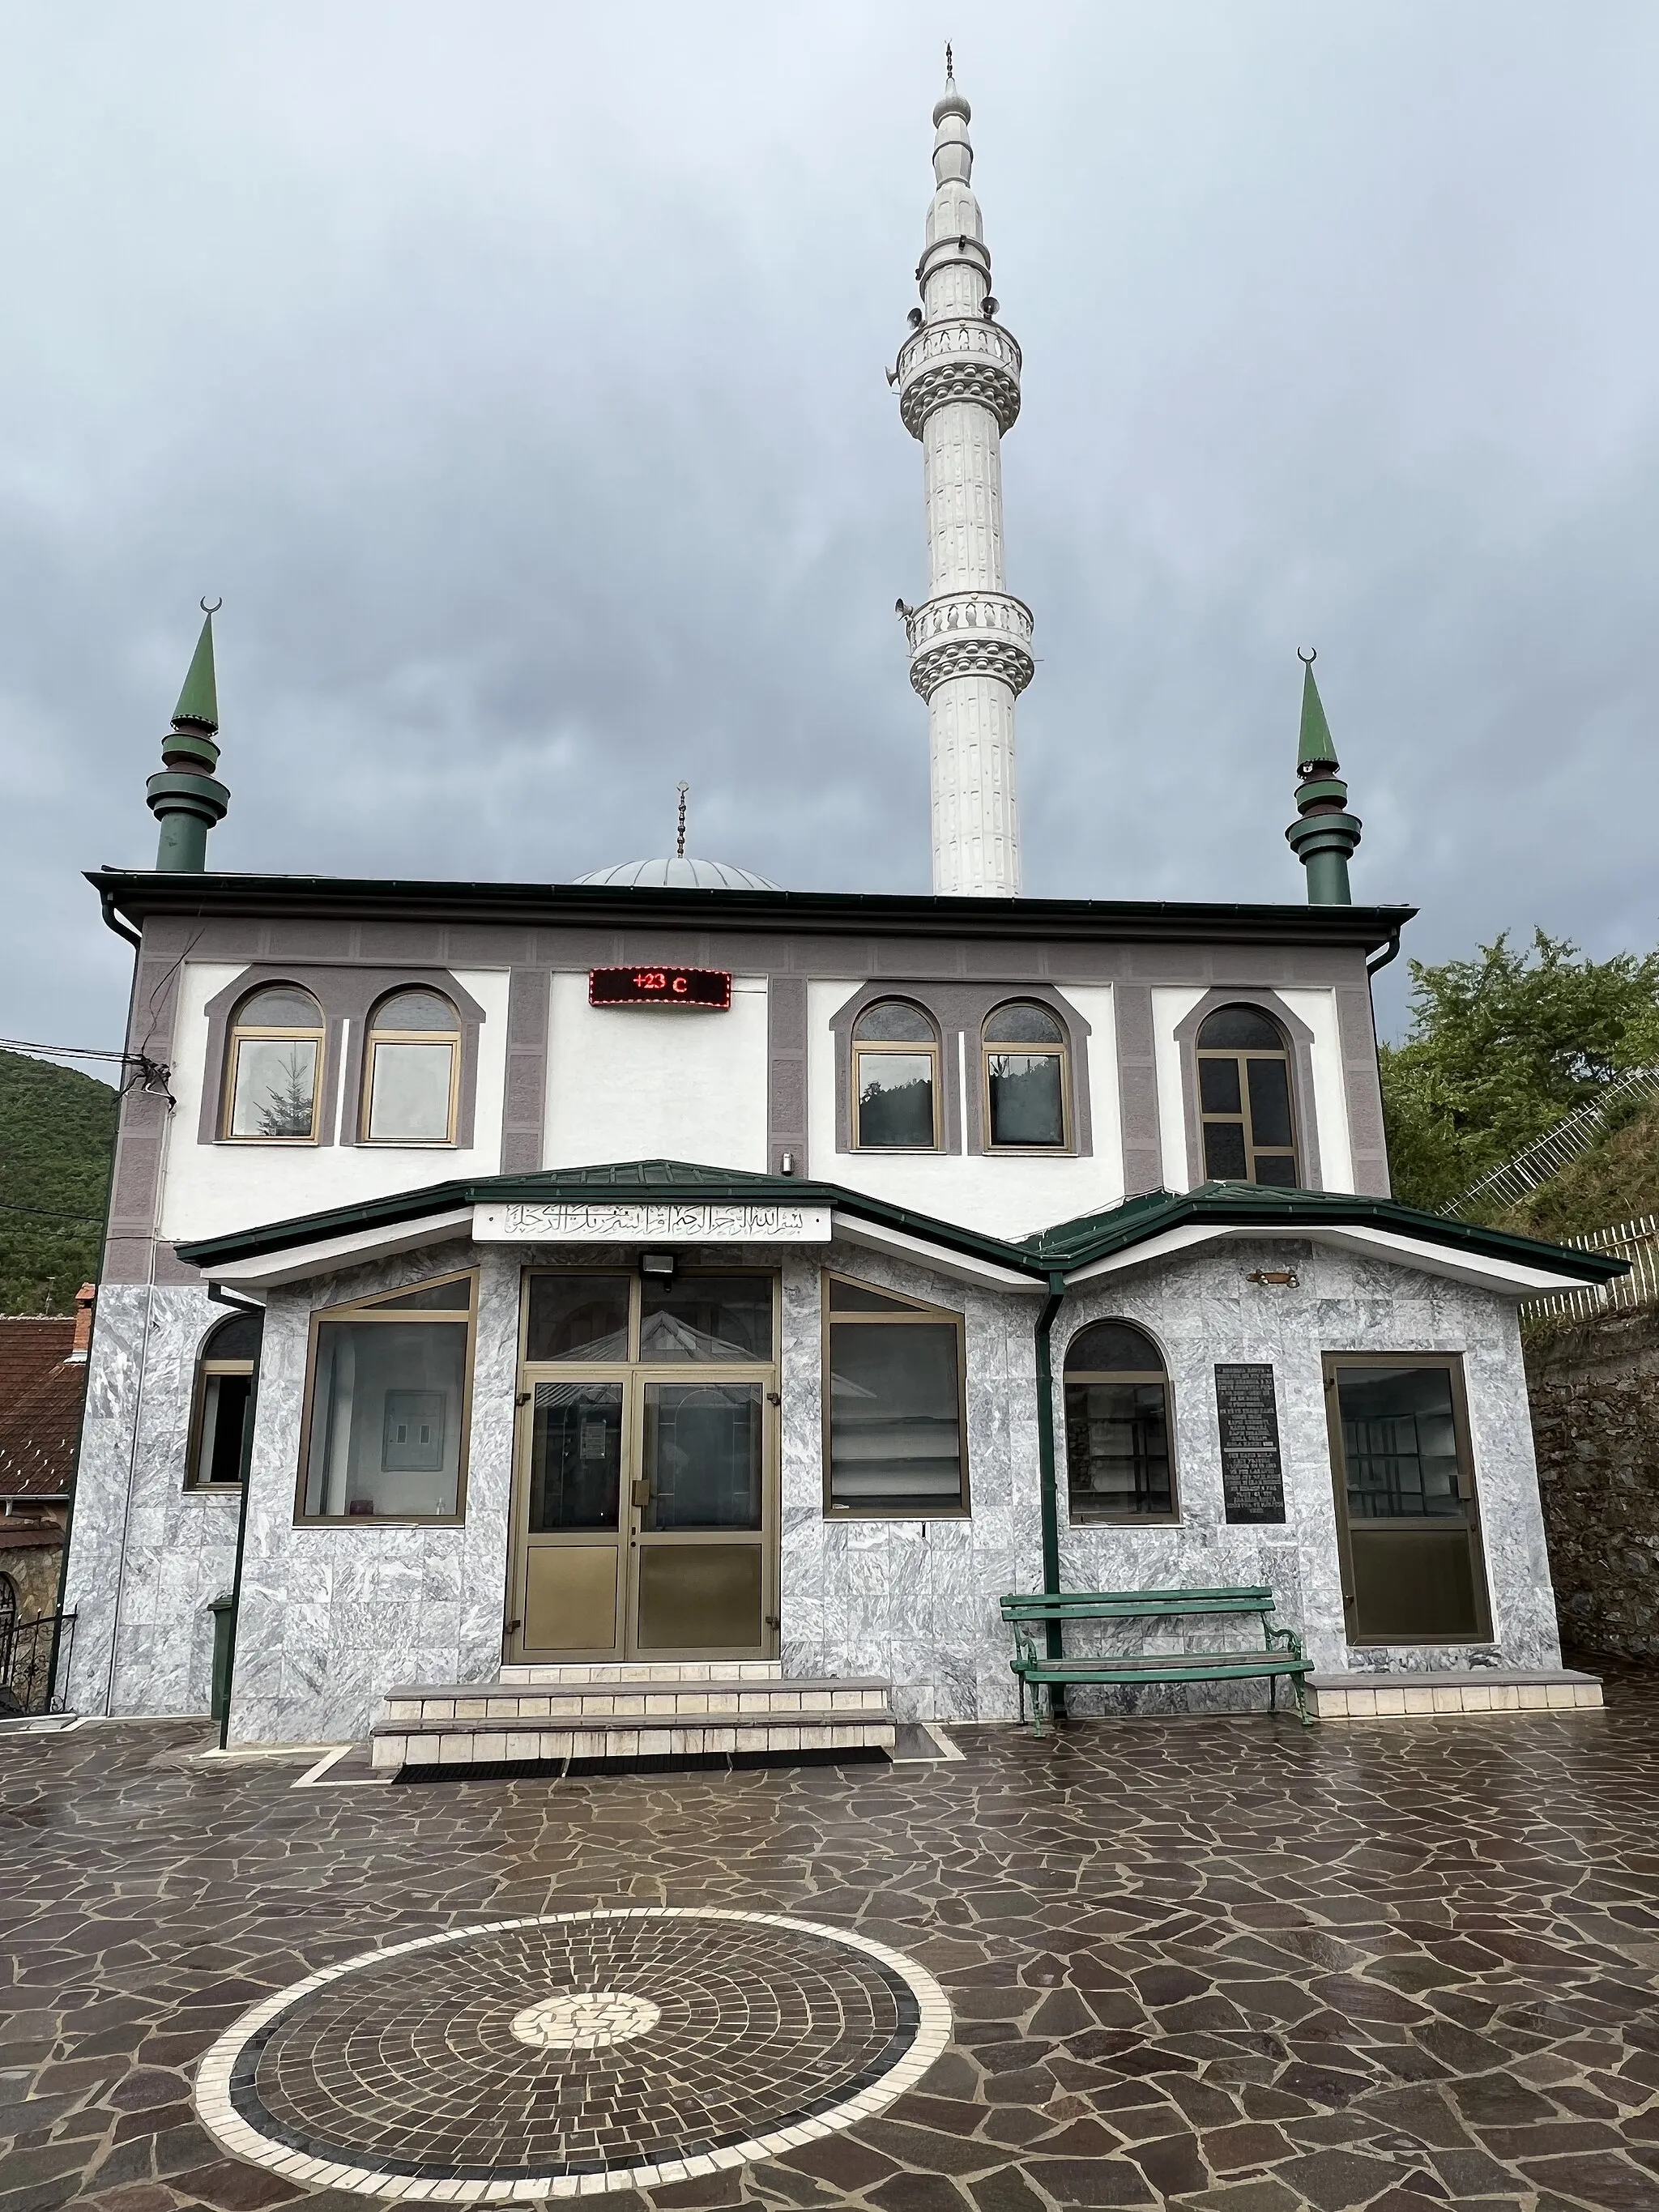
{"left": 0, "top": 1036, "right": 133, "bottom": 1064}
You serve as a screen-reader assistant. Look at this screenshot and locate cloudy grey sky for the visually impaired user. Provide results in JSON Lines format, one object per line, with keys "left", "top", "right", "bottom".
{"left": 3, "top": 2, "right": 1657, "bottom": 1064}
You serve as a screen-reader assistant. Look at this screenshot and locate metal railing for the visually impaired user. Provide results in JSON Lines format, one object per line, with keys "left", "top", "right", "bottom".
{"left": 0, "top": 1610, "right": 76, "bottom": 1718}
{"left": 1443, "top": 1068, "right": 1659, "bottom": 1221}
{"left": 1521, "top": 1214, "right": 1659, "bottom": 1330}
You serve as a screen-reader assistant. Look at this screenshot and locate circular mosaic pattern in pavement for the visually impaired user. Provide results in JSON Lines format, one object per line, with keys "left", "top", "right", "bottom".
{"left": 194, "top": 1907, "right": 952, "bottom": 2202}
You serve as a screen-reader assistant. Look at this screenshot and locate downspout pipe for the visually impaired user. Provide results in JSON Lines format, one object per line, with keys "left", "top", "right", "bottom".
{"left": 208, "top": 1283, "right": 264, "bottom": 1751}
{"left": 1033, "top": 1270, "right": 1067, "bottom": 1713}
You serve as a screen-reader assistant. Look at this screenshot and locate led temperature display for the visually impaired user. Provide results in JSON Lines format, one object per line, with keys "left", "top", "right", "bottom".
{"left": 588, "top": 966, "right": 732, "bottom": 1010}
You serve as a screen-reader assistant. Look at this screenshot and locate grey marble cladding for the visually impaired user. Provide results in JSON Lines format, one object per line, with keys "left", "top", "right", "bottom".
{"left": 64, "top": 1229, "right": 1559, "bottom": 1738}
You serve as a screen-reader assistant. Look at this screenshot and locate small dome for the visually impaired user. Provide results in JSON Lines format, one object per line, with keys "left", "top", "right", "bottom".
{"left": 573, "top": 856, "right": 781, "bottom": 892}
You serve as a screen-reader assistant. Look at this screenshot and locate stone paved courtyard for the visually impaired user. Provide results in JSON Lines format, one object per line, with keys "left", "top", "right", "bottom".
{"left": 5, "top": 1673, "right": 1659, "bottom": 2212}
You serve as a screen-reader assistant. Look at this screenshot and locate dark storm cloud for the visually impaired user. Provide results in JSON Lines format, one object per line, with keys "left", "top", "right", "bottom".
{"left": 2, "top": 2, "right": 1657, "bottom": 1058}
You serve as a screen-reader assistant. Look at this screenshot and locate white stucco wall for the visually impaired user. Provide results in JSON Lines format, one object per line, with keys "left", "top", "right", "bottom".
{"left": 1277, "top": 987, "right": 1355, "bottom": 1192}
{"left": 806, "top": 981, "right": 1124, "bottom": 1240}
{"left": 542, "top": 972, "right": 770, "bottom": 1173}
{"left": 157, "top": 962, "right": 512, "bottom": 1243}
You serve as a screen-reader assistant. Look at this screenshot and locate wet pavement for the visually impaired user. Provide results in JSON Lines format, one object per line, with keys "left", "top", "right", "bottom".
{"left": 3, "top": 1664, "right": 1659, "bottom": 2211}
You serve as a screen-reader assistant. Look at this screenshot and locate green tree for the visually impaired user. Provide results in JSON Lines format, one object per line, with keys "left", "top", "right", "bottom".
{"left": 0, "top": 1049, "right": 117, "bottom": 1313}
{"left": 1380, "top": 930, "right": 1659, "bottom": 1215}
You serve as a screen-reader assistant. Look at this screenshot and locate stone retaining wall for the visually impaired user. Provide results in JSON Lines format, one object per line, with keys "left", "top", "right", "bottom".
{"left": 1527, "top": 1309, "right": 1659, "bottom": 1655}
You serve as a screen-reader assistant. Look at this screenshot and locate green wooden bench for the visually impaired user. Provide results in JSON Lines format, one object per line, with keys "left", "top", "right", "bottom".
{"left": 1000, "top": 1586, "right": 1312, "bottom": 1728}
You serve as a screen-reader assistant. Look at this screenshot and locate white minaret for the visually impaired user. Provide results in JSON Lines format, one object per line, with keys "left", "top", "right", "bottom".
{"left": 893, "top": 53, "right": 1032, "bottom": 897}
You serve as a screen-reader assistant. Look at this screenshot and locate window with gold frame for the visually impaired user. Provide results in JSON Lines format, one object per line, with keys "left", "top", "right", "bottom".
{"left": 185, "top": 1309, "right": 263, "bottom": 1490}
{"left": 851, "top": 999, "right": 941, "bottom": 1150}
{"left": 362, "top": 988, "right": 462, "bottom": 1145}
{"left": 296, "top": 1271, "right": 476, "bottom": 1523}
{"left": 1196, "top": 1004, "right": 1300, "bottom": 1186}
{"left": 983, "top": 999, "right": 1070, "bottom": 1149}
{"left": 821, "top": 1272, "right": 968, "bottom": 1515}
{"left": 223, "top": 984, "right": 325, "bottom": 1142}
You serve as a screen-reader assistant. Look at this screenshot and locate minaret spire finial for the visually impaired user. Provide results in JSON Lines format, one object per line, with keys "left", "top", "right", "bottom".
{"left": 676, "top": 781, "right": 689, "bottom": 859}
{"left": 1285, "top": 649, "right": 1363, "bottom": 904}
{"left": 893, "top": 69, "right": 1030, "bottom": 895}
{"left": 146, "top": 601, "right": 230, "bottom": 872}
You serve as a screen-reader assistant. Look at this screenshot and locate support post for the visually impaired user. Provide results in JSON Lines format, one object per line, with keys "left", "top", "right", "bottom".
{"left": 1033, "top": 1270, "right": 1067, "bottom": 1719}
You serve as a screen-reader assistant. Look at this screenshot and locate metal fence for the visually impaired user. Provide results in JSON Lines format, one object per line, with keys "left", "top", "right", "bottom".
{"left": 1520, "top": 1214, "right": 1659, "bottom": 1331}
{"left": 0, "top": 1610, "right": 75, "bottom": 1718}
{"left": 1443, "top": 1068, "right": 1659, "bottom": 1221}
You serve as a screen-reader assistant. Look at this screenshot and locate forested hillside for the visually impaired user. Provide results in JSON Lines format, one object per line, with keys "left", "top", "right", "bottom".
{"left": 1380, "top": 930, "right": 1659, "bottom": 1237}
{"left": 0, "top": 1049, "right": 117, "bottom": 1314}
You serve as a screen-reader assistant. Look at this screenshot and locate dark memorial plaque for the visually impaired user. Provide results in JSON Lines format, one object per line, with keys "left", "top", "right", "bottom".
{"left": 1214, "top": 1363, "right": 1286, "bottom": 1524}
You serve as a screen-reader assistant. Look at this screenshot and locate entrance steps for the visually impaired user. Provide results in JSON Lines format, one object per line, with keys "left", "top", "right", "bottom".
{"left": 369, "top": 1660, "right": 896, "bottom": 1775}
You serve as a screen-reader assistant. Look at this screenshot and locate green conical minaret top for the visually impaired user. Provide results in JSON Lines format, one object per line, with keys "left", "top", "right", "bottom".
{"left": 171, "top": 607, "right": 220, "bottom": 732}
{"left": 1296, "top": 654, "right": 1339, "bottom": 772}
{"left": 147, "top": 599, "right": 230, "bottom": 872}
{"left": 1284, "top": 648, "right": 1361, "bottom": 905}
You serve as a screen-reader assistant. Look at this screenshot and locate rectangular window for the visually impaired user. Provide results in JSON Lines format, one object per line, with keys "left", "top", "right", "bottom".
{"left": 190, "top": 1370, "right": 254, "bottom": 1489}
{"left": 228, "top": 1037, "right": 320, "bottom": 1141}
{"left": 639, "top": 1274, "right": 774, "bottom": 1363}
{"left": 823, "top": 1274, "right": 967, "bottom": 1514}
{"left": 854, "top": 1051, "right": 938, "bottom": 1148}
{"left": 365, "top": 1039, "right": 457, "bottom": 1143}
{"left": 527, "top": 1274, "right": 632, "bottom": 1362}
{"left": 528, "top": 1381, "right": 624, "bottom": 1531}
{"left": 987, "top": 1052, "right": 1066, "bottom": 1147}
{"left": 298, "top": 1274, "right": 475, "bottom": 1522}
{"left": 1064, "top": 1380, "right": 1174, "bottom": 1519}
{"left": 1324, "top": 1355, "right": 1491, "bottom": 1643}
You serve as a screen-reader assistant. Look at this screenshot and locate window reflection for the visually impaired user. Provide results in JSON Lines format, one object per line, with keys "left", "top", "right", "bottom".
{"left": 529, "top": 1382, "right": 623, "bottom": 1531}
{"left": 642, "top": 1383, "right": 762, "bottom": 1529}
{"left": 527, "top": 1275, "right": 631, "bottom": 1362}
{"left": 639, "top": 1275, "right": 772, "bottom": 1363}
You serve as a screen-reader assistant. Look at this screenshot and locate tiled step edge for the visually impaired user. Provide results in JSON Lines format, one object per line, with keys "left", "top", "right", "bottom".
{"left": 499, "top": 1660, "right": 784, "bottom": 1684}
{"left": 369, "top": 1712, "right": 898, "bottom": 1773}
{"left": 1307, "top": 1669, "right": 1603, "bottom": 1719}
{"left": 378, "top": 1679, "right": 893, "bottom": 1724}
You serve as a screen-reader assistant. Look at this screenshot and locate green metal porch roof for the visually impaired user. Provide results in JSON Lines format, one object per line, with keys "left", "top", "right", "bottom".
{"left": 171, "top": 1159, "right": 1627, "bottom": 1288}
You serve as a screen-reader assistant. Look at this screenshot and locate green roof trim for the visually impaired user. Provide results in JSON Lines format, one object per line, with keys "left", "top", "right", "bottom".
{"left": 172, "top": 609, "right": 220, "bottom": 732}
{"left": 171, "top": 1159, "right": 1035, "bottom": 1276}
{"left": 170, "top": 1158, "right": 1627, "bottom": 1289}
{"left": 1023, "top": 1180, "right": 1630, "bottom": 1281}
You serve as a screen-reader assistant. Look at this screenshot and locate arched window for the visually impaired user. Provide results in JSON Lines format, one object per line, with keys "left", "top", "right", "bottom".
{"left": 852, "top": 1000, "right": 940, "bottom": 1149}
{"left": 1196, "top": 1005, "right": 1299, "bottom": 1187}
{"left": 224, "top": 985, "right": 324, "bottom": 1141}
{"left": 1064, "top": 1320, "right": 1176, "bottom": 1522}
{"left": 186, "top": 1310, "right": 263, "bottom": 1490}
{"left": 983, "top": 1001, "right": 1068, "bottom": 1149}
{"left": 363, "top": 989, "right": 461, "bottom": 1144}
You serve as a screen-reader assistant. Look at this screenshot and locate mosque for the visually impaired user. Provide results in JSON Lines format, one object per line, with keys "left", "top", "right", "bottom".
{"left": 61, "top": 64, "right": 1618, "bottom": 1754}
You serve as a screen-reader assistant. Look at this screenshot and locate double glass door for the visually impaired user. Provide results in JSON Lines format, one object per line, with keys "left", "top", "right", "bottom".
{"left": 507, "top": 1269, "right": 778, "bottom": 1662}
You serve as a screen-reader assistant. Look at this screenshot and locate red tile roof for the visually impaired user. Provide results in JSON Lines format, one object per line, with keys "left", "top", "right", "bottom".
{"left": 0, "top": 1318, "right": 86, "bottom": 1497}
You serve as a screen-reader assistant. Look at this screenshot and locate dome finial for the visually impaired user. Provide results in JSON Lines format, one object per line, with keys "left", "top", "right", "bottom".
{"left": 676, "top": 781, "right": 689, "bottom": 859}
{"left": 945, "top": 40, "right": 953, "bottom": 80}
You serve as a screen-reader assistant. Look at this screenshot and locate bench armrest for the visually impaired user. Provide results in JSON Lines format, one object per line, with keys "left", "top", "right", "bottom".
{"left": 1008, "top": 1620, "right": 1041, "bottom": 1670}
{"left": 1265, "top": 1622, "right": 1305, "bottom": 1663}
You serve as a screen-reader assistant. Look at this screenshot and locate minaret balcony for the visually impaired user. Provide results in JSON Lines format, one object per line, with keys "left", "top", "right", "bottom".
{"left": 905, "top": 590, "right": 1034, "bottom": 701}
{"left": 896, "top": 317, "right": 1021, "bottom": 438}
